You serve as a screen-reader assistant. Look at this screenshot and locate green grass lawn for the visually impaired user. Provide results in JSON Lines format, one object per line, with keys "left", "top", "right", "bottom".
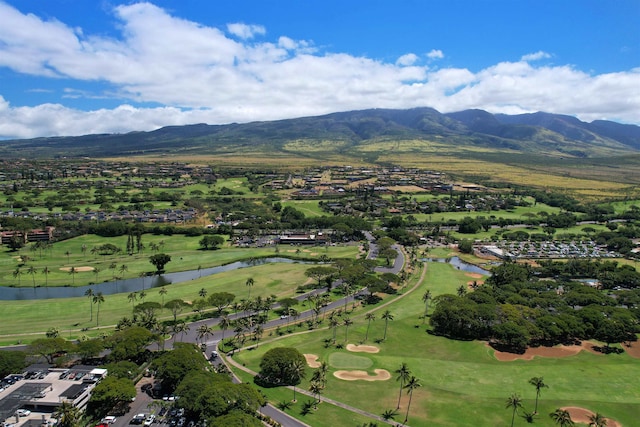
{"left": 230, "top": 261, "right": 640, "bottom": 427}
{"left": 0, "top": 234, "right": 358, "bottom": 344}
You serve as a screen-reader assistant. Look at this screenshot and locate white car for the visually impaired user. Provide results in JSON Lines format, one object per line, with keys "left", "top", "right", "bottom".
{"left": 102, "top": 416, "right": 117, "bottom": 424}
{"left": 16, "top": 409, "right": 31, "bottom": 417}
{"left": 143, "top": 415, "right": 155, "bottom": 426}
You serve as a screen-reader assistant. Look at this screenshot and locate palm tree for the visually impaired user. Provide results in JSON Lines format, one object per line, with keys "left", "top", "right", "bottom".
{"left": 159, "top": 286, "right": 168, "bottom": 308}
{"left": 119, "top": 263, "right": 128, "bottom": 278}
{"left": 289, "top": 359, "right": 307, "bottom": 402}
{"left": 588, "top": 413, "right": 608, "bottom": 427}
{"left": 128, "top": 292, "right": 138, "bottom": 313}
{"left": 41, "top": 266, "right": 50, "bottom": 287}
{"left": 68, "top": 266, "right": 77, "bottom": 285}
{"left": 65, "top": 250, "right": 71, "bottom": 263}
{"left": 529, "top": 376, "right": 548, "bottom": 414}
{"left": 93, "top": 267, "right": 101, "bottom": 283}
{"left": 13, "top": 267, "right": 22, "bottom": 285}
{"left": 422, "top": 289, "right": 432, "bottom": 322}
{"left": 85, "top": 288, "right": 94, "bottom": 321}
{"left": 381, "top": 309, "right": 394, "bottom": 340}
{"left": 219, "top": 316, "right": 231, "bottom": 341}
{"left": 246, "top": 277, "right": 255, "bottom": 299}
{"left": 199, "top": 287, "right": 208, "bottom": 298}
{"left": 26, "top": 265, "right": 37, "bottom": 288}
{"left": 53, "top": 400, "right": 81, "bottom": 427}
{"left": 253, "top": 324, "right": 264, "bottom": 346}
{"left": 93, "top": 291, "right": 105, "bottom": 326}
{"left": 139, "top": 271, "right": 146, "bottom": 290}
{"left": 506, "top": 393, "right": 523, "bottom": 427}
{"left": 403, "top": 376, "right": 422, "bottom": 424}
{"left": 196, "top": 324, "right": 213, "bottom": 345}
{"left": 549, "top": 409, "right": 574, "bottom": 427}
{"left": 381, "top": 409, "right": 399, "bottom": 421}
{"left": 329, "top": 316, "right": 340, "bottom": 343}
{"left": 364, "top": 312, "right": 375, "bottom": 342}
{"left": 395, "top": 363, "right": 411, "bottom": 409}
{"left": 343, "top": 316, "right": 353, "bottom": 343}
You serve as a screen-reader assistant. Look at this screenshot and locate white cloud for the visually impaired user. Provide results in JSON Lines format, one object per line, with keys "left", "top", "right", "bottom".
{"left": 396, "top": 53, "right": 419, "bottom": 66}
{"left": 227, "top": 22, "right": 266, "bottom": 39}
{"left": 427, "top": 49, "right": 444, "bottom": 59}
{"left": 0, "top": 3, "right": 638, "bottom": 139}
{"left": 521, "top": 51, "right": 552, "bottom": 62}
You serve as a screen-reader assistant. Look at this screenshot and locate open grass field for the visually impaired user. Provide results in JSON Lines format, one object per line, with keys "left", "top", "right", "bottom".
{"left": 0, "top": 234, "right": 356, "bottom": 289}
{"left": 231, "top": 261, "right": 640, "bottom": 427}
{"left": 0, "top": 261, "right": 316, "bottom": 345}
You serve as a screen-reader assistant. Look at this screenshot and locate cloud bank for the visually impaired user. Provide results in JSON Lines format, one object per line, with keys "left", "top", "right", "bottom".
{"left": 0, "top": 2, "right": 638, "bottom": 139}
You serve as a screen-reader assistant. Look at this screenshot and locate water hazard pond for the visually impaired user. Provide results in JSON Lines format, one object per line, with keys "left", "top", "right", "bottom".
{"left": 0, "top": 257, "right": 311, "bottom": 301}
{"left": 421, "top": 256, "right": 493, "bottom": 276}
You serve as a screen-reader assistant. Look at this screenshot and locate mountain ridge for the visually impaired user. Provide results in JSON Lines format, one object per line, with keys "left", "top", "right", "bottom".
{"left": 1, "top": 107, "right": 638, "bottom": 159}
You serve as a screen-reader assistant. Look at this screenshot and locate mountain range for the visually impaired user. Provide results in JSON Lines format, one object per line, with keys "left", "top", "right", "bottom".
{"left": 1, "top": 107, "right": 639, "bottom": 159}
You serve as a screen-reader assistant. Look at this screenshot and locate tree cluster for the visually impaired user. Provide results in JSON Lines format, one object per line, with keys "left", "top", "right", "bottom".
{"left": 430, "top": 263, "right": 639, "bottom": 351}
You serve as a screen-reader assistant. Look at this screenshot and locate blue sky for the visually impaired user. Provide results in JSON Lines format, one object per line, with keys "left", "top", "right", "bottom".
{"left": 0, "top": 0, "right": 638, "bottom": 139}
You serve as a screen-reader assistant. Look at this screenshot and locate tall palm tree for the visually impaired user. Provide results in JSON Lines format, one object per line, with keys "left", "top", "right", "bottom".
{"left": 289, "top": 359, "right": 307, "bottom": 403}
{"left": 382, "top": 310, "right": 394, "bottom": 340}
{"left": 27, "top": 265, "right": 37, "bottom": 288}
{"left": 395, "top": 363, "right": 411, "bottom": 409}
{"left": 588, "top": 413, "right": 608, "bottom": 427}
{"left": 329, "top": 316, "right": 340, "bottom": 343}
{"left": 506, "top": 393, "right": 523, "bottom": 427}
{"left": 128, "top": 292, "right": 138, "bottom": 313}
{"left": 246, "top": 277, "right": 255, "bottom": 299}
{"left": 42, "top": 266, "right": 50, "bottom": 287}
{"left": 381, "top": 409, "right": 399, "bottom": 421}
{"left": 196, "top": 324, "right": 213, "bottom": 345}
{"left": 253, "top": 324, "right": 264, "bottom": 347}
{"left": 119, "top": 263, "right": 128, "bottom": 278}
{"left": 68, "top": 266, "right": 77, "bottom": 285}
{"left": 159, "top": 286, "right": 168, "bottom": 309}
{"left": 84, "top": 288, "right": 94, "bottom": 321}
{"left": 364, "top": 312, "right": 375, "bottom": 342}
{"left": 139, "top": 271, "right": 146, "bottom": 290}
{"left": 199, "top": 287, "right": 208, "bottom": 298}
{"left": 219, "top": 316, "right": 231, "bottom": 341}
{"left": 93, "top": 267, "right": 101, "bottom": 283}
{"left": 343, "top": 316, "right": 353, "bottom": 343}
{"left": 422, "top": 289, "right": 432, "bottom": 322}
{"left": 93, "top": 291, "right": 105, "bottom": 326}
{"left": 549, "top": 409, "right": 575, "bottom": 427}
{"left": 529, "top": 376, "right": 548, "bottom": 414}
{"left": 139, "top": 290, "right": 147, "bottom": 302}
{"left": 403, "top": 376, "right": 422, "bottom": 424}
{"left": 53, "top": 400, "right": 82, "bottom": 427}
{"left": 13, "top": 266, "right": 22, "bottom": 285}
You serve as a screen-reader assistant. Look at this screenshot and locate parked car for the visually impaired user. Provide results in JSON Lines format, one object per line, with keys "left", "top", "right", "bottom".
{"left": 16, "top": 409, "right": 31, "bottom": 417}
{"left": 143, "top": 415, "right": 155, "bottom": 426}
{"left": 102, "top": 416, "right": 117, "bottom": 424}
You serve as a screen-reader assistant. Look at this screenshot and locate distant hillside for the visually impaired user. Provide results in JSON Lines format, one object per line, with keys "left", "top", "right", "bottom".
{"left": 0, "top": 107, "right": 638, "bottom": 159}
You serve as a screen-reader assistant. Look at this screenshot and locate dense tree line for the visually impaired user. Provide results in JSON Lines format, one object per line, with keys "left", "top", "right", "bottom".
{"left": 430, "top": 263, "right": 639, "bottom": 351}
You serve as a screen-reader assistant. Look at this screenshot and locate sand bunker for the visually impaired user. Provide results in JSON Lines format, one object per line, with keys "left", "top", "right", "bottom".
{"left": 59, "top": 266, "right": 95, "bottom": 272}
{"left": 623, "top": 341, "right": 640, "bottom": 359}
{"left": 561, "top": 407, "right": 621, "bottom": 427}
{"left": 333, "top": 369, "right": 390, "bottom": 381}
{"left": 490, "top": 341, "right": 602, "bottom": 361}
{"left": 465, "top": 273, "right": 484, "bottom": 279}
{"left": 304, "top": 354, "right": 321, "bottom": 368}
{"left": 346, "top": 344, "right": 380, "bottom": 353}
